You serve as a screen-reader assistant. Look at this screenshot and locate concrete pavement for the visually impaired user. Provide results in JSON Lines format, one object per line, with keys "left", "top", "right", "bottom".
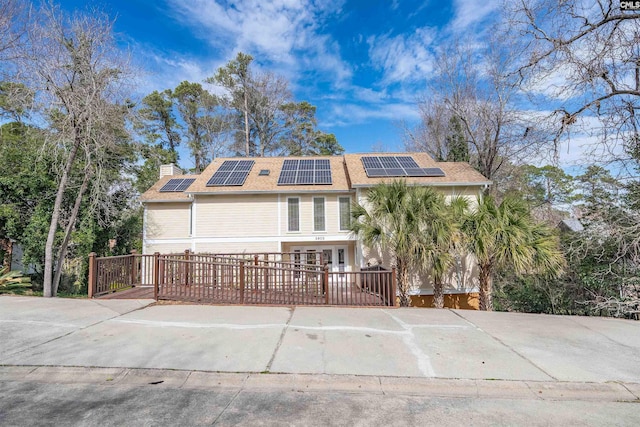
{"left": 1, "top": 295, "right": 639, "bottom": 425}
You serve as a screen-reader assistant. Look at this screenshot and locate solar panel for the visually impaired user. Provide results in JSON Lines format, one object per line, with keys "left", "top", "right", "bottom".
{"left": 380, "top": 157, "right": 401, "bottom": 168}
{"left": 236, "top": 160, "right": 254, "bottom": 171}
{"left": 277, "top": 170, "right": 297, "bottom": 185}
{"left": 277, "top": 158, "right": 333, "bottom": 185}
{"left": 223, "top": 171, "right": 246, "bottom": 186}
{"left": 297, "top": 170, "right": 314, "bottom": 184}
{"left": 218, "top": 161, "right": 238, "bottom": 172}
{"left": 362, "top": 157, "right": 382, "bottom": 169}
{"left": 397, "top": 156, "right": 420, "bottom": 169}
{"left": 159, "top": 178, "right": 195, "bottom": 192}
{"left": 175, "top": 178, "right": 195, "bottom": 191}
{"left": 207, "top": 172, "right": 229, "bottom": 186}
{"left": 422, "top": 167, "right": 446, "bottom": 177}
{"left": 160, "top": 179, "right": 182, "bottom": 193}
{"left": 299, "top": 159, "right": 315, "bottom": 170}
{"left": 206, "top": 160, "right": 255, "bottom": 186}
{"left": 316, "top": 159, "right": 330, "bottom": 169}
{"left": 365, "top": 168, "right": 387, "bottom": 177}
{"left": 361, "top": 155, "right": 445, "bottom": 178}
{"left": 282, "top": 160, "right": 298, "bottom": 170}
{"left": 315, "top": 170, "right": 332, "bottom": 184}
{"left": 404, "top": 168, "right": 428, "bottom": 177}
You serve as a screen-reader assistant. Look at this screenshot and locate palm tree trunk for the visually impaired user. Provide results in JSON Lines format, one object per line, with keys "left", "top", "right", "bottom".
{"left": 478, "top": 264, "right": 493, "bottom": 311}
{"left": 433, "top": 279, "right": 445, "bottom": 308}
{"left": 397, "top": 258, "right": 411, "bottom": 307}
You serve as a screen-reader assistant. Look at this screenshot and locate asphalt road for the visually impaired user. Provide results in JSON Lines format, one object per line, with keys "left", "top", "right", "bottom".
{"left": 1, "top": 296, "right": 639, "bottom": 426}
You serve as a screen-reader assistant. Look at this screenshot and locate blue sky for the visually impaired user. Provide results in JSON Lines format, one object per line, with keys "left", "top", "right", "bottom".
{"left": 57, "top": 0, "right": 502, "bottom": 161}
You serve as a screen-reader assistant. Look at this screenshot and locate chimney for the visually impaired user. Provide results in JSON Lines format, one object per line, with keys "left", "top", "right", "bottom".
{"left": 159, "top": 163, "right": 183, "bottom": 178}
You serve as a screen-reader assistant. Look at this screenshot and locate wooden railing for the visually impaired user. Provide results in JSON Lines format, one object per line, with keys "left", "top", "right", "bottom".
{"left": 89, "top": 250, "right": 397, "bottom": 306}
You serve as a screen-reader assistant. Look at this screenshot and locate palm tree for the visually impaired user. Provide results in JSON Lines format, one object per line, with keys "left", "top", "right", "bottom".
{"left": 463, "top": 195, "right": 565, "bottom": 311}
{"left": 422, "top": 195, "right": 470, "bottom": 308}
{"left": 350, "top": 180, "right": 437, "bottom": 307}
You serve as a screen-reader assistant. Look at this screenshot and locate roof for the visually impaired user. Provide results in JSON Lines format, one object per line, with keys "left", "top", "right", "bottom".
{"left": 140, "top": 153, "right": 491, "bottom": 202}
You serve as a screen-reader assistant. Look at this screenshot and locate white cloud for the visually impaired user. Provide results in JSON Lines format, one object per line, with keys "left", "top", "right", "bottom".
{"left": 164, "top": 0, "right": 351, "bottom": 85}
{"left": 450, "top": 0, "right": 501, "bottom": 32}
{"left": 325, "top": 102, "right": 420, "bottom": 127}
{"left": 367, "top": 27, "right": 436, "bottom": 85}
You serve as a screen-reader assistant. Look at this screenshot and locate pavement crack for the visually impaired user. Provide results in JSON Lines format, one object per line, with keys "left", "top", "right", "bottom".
{"left": 265, "top": 306, "right": 295, "bottom": 372}
{"left": 564, "top": 316, "right": 636, "bottom": 350}
{"left": 211, "top": 384, "right": 244, "bottom": 426}
{"left": 451, "top": 310, "right": 558, "bottom": 381}
{"left": 381, "top": 310, "right": 435, "bottom": 377}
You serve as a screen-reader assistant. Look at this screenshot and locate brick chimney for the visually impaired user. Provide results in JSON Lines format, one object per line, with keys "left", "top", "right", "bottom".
{"left": 159, "top": 163, "right": 183, "bottom": 178}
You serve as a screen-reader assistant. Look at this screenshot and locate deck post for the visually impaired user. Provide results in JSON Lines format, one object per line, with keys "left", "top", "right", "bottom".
{"left": 264, "top": 253, "right": 269, "bottom": 290}
{"left": 239, "top": 261, "right": 245, "bottom": 304}
{"left": 153, "top": 252, "right": 160, "bottom": 300}
{"left": 88, "top": 252, "right": 96, "bottom": 298}
{"left": 130, "top": 250, "right": 138, "bottom": 287}
{"left": 324, "top": 265, "right": 329, "bottom": 305}
{"left": 184, "top": 249, "right": 191, "bottom": 287}
{"left": 391, "top": 267, "right": 397, "bottom": 307}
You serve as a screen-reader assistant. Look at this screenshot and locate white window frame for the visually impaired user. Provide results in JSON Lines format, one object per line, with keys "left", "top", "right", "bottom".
{"left": 287, "top": 197, "right": 300, "bottom": 232}
{"left": 313, "top": 196, "right": 326, "bottom": 232}
{"left": 338, "top": 196, "right": 351, "bottom": 231}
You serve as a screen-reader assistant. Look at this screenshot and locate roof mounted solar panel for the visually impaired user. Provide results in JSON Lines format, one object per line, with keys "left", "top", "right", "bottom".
{"left": 277, "top": 170, "right": 296, "bottom": 185}
{"left": 235, "top": 160, "right": 254, "bottom": 171}
{"left": 174, "top": 178, "right": 196, "bottom": 191}
{"left": 297, "top": 170, "right": 314, "bottom": 184}
{"left": 404, "top": 168, "right": 428, "bottom": 177}
{"left": 396, "top": 156, "right": 420, "bottom": 169}
{"left": 315, "top": 170, "right": 332, "bottom": 184}
{"left": 218, "top": 160, "right": 238, "bottom": 172}
{"left": 277, "top": 158, "right": 333, "bottom": 185}
{"left": 385, "top": 168, "right": 404, "bottom": 177}
{"left": 380, "top": 157, "right": 401, "bottom": 168}
{"left": 315, "top": 159, "right": 330, "bottom": 169}
{"left": 282, "top": 159, "right": 298, "bottom": 170}
{"left": 206, "top": 160, "right": 255, "bottom": 186}
{"left": 362, "top": 155, "right": 445, "bottom": 178}
{"left": 299, "top": 159, "right": 315, "bottom": 170}
{"left": 362, "top": 157, "right": 383, "bottom": 169}
{"left": 159, "top": 178, "right": 195, "bottom": 192}
{"left": 364, "top": 168, "right": 387, "bottom": 177}
{"left": 422, "top": 167, "right": 446, "bottom": 177}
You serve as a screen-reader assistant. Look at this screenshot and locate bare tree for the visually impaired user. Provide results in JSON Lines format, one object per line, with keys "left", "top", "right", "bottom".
{"left": 0, "top": 0, "right": 28, "bottom": 63}
{"left": 506, "top": 0, "right": 640, "bottom": 166}
{"left": 19, "top": 4, "right": 132, "bottom": 296}
{"left": 248, "top": 71, "right": 292, "bottom": 156}
{"left": 405, "top": 41, "right": 545, "bottom": 189}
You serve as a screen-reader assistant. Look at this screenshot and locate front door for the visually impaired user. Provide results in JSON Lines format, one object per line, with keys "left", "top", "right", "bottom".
{"left": 290, "top": 245, "right": 349, "bottom": 273}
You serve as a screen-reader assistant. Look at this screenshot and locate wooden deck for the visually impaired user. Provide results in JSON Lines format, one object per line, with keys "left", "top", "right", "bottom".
{"left": 96, "top": 283, "right": 385, "bottom": 305}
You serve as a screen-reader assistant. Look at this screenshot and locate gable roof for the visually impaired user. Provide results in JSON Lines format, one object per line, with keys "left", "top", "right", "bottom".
{"left": 140, "top": 153, "right": 491, "bottom": 202}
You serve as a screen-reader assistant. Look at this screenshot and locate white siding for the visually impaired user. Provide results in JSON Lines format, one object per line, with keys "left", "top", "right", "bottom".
{"left": 196, "top": 194, "right": 278, "bottom": 237}
{"left": 145, "top": 203, "right": 191, "bottom": 239}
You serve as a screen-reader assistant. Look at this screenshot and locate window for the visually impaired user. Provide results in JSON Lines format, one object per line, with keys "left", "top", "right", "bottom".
{"left": 288, "top": 198, "right": 300, "bottom": 232}
{"left": 339, "top": 197, "right": 351, "bottom": 231}
{"left": 313, "top": 197, "right": 325, "bottom": 231}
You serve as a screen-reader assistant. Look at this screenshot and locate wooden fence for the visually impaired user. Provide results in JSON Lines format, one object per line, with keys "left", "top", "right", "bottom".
{"left": 88, "top": 250, "right": 397, "bottom": 307}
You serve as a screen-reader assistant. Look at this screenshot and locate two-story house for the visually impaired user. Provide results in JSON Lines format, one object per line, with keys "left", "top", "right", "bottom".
{"left": 140, "top": 153, "right": 490, "bottom": 307}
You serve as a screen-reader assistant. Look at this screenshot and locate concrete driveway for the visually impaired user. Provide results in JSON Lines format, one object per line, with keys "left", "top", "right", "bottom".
{"left": 2, "top": 295, "right": 640, "bottom": 426}
{"left": 1, "top": 296, "right": 639, "bottom": 385}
